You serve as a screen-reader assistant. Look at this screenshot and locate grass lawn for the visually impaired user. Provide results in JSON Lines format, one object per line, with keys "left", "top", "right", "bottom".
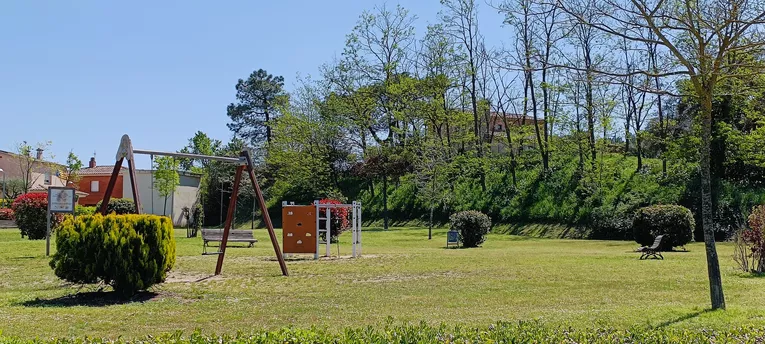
{"left": 1, "top": 225, "right": 765, "bottom": 339}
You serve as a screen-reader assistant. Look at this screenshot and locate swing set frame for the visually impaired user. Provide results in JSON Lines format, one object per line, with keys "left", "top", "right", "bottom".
{"left": 98, "top": 135, "right": 289, "bottom": 276}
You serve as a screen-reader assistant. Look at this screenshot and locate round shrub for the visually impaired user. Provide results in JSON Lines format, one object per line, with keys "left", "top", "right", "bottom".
{"left": 450, "top": 210, "right": 491, "bottom": 248}
{"left": 12, "top": 193, "right": 62, "bottom": 240}
{"left": 633, "top": 204, "right": 695, "bottom": 250}
{"left": 0, "top": 208, "right": 14, "bottom": 220}
{"left": 50, "top": 213, "right": 176, "bottom": 296}
{"left": 95, "top": 198, "right": 137, "bottom": 215}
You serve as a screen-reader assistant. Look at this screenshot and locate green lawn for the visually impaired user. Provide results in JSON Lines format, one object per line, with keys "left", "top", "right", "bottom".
{"left": 1, "top": 226, "right": 765, "bottom": 339}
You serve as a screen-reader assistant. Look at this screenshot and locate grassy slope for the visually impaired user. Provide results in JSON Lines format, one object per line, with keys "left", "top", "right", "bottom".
{"left": 1, "top": 226, "right": 765, "bottom": 339}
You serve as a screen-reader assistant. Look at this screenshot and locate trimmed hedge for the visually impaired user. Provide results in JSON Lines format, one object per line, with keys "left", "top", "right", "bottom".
{"left": 450, "top": 210, "right": 491, "bottom": 248}
{"left": 74, "top": 205, "right": 96, "bottom": 216}
{"left": 95, "top": 198, "right": 137, "bottom": 215}
{"left": 633, "top": 205, "right": 695, "bottom": 249}
{"left": 50, "top": 214, "right": 176, "bottom": 296}
{"left": 12, "top": 193, "right": 61, "bottom": 240}
{"left": 3, "top": 323, "right": 765, "bottom": 343}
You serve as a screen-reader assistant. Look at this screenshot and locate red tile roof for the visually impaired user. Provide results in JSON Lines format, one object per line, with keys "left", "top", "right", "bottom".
{"left": 78, "top": 166, "right": 126, "bottom": 176}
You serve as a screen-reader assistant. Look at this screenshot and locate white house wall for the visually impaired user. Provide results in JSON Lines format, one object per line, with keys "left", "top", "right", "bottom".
{"left": 121, "top": 170, "right": 200, "bottom": 226}
{"left": 172, "top": 185, "right": 199, "bottom": 227}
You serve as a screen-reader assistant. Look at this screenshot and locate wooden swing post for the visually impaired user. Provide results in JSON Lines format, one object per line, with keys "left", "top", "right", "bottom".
{"left": 98, "top": 135, "right": 289, "bottom": 277}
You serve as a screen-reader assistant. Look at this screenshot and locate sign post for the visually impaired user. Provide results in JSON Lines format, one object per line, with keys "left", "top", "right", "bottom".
{"left": 46, "top": 187, "right": 76, "bottom": 256}
{"left": 447, "top": 229, "right": 460, "bottom": 248}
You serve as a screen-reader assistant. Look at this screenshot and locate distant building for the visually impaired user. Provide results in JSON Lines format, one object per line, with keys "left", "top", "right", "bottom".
{"left": 483, "top": 112, "right": 545, "bottom": 154}
{"left": 0, "top": 148, "right": 85, "bottom": 197}
{"left": 77, "top": 156, "right": 201, "bottom": 226}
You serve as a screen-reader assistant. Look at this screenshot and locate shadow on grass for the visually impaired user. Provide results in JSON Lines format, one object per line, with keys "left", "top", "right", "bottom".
{"left": 738, "top": 272, "right": 765, "bottom": 278}
{"left": 8, "top": 256, "right": 36, "bottom": 260}
{"left": 21, "top": 291, "right": 158, "bottom": 308}
{"left": 652, "top": 309, "right": 713, "bottom": 329}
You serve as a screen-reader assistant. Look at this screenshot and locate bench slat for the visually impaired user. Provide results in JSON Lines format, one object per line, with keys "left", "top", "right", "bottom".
{"left": 202, "top": 229, "right": 258, "bottom": 243}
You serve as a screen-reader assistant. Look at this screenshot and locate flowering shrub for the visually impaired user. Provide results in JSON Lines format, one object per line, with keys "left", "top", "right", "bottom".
{"left": 319, "top": 198, "right": 350, "bottom": 239}
{"left": 12, "top": 193, "right": 62, "bottom": 239}
{"left": 736, "top": 205, "right": 765, "bottom": 273}
{"left": 0, "top": 208, "right": 14, "bottom": 220}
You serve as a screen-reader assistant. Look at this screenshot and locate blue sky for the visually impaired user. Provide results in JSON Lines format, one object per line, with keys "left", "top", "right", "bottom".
{"left": 1, "top": 0, "right": 506, "bottom": 168}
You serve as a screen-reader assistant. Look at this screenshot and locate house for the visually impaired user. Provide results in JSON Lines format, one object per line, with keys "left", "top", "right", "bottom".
{"left": 78, "top": 157, "right": 201, "bottom": 226}
{"left": 0, "top": 148, "right": 80, "bottom": 198}
{"left": 483, "top": 112, "right": 546, "bottom": 154}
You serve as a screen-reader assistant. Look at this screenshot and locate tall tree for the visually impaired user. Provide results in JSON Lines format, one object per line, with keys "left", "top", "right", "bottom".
{"left": 153, "top": 156, "right": 180, "bottom": 216}
{"left": 441, "top": 0, "right": 487, "bottom": 190}
{"left": 227, "top": 69, "right": 288, "bottom": 147}
{"left": 557, "top": 0, "right": 765, "bottom": 311}
{"left": 344, "top": 4, "right": 417, "bottom": 230}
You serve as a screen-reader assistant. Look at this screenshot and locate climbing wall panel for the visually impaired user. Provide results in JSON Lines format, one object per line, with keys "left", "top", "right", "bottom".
{"left": 282, "top": 205, "right": 317, "bottom": 254}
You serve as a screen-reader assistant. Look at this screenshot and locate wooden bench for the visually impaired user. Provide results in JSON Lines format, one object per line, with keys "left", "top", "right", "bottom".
{"left": 638, "top": 235, "right": 665, "bottom": 260}
{"left": 202, "top": 229, "right": 258, "bottom": 254}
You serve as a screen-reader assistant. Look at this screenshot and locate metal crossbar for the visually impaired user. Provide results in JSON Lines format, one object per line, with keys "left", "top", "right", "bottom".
{"left": 133, "top": 149, "right": 244, "bottom": 164}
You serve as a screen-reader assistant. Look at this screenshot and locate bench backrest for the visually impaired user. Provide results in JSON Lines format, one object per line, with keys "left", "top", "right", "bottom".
{"left": 650, "top": 235, "right": 665, "bottom": 249}
{"left": 202, "top": 229, "right": 254, "bottom": 241}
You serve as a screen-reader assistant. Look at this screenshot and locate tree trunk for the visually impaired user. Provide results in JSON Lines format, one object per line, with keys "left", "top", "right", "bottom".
{"left": 265, "top": 110, "right": 272, "bottom": 144}
{"left": 586, "top": 81, "right": 596, "bottom": 170}
{"left": 541, "top": 64, "right": 550, "bottom": 171}
{"left": 429, "top": 205, "right": 434, "bottom": 240}
{"left": 657, "top": 93, "right": 666, "bottom": 175}
{"left": 636, "top": 134, "right": 643, "bottom": 171}
{"left": 163, "top": 196, "right": 168, "bottom": 216}
{"left": 382, "top": 174, "right": 389, "bottom": 231}
{"left": 701, "top": 94, "right": 726, "bottom": 310}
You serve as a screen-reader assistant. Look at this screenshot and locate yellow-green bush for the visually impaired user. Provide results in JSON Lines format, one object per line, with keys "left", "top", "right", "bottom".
{"left": 50, "top": 214, "right": 176, "bottom": 296}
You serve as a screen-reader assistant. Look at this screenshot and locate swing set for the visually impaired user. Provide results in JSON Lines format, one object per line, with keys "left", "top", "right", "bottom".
{"left": 97, "top": 135, "right": 289, "bottom": 276}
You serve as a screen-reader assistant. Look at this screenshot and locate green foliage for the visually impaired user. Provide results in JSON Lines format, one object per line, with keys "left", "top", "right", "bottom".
{"left": 11, "top": 193, "right": 60, "bottom": 240}
{"left": 74, "top": 205, "right": 96, "bottom": 216}
{"left": 633, "top": 205, "right": 695, "bottom": 249}
{"left": 50, "top": 214, "right": 176, "bottom": 296}
{"left": 1, "top": 179, "right": 27, "bottom": 201}
{"left": 227, "top": 69, "right": 288, "bottom": 147}
{"left": 450, "top": 210, "right": 491, "bottom": 247}
{"left": 5, "top": 322, "right": 765, "bottom": 343}
{"left": 95, "top": 198, "right": 137, "bottom": 215}
{"left": 153, "top": 156, "right": 180, "bottom": 216}
{"left": 59, "top": 151, "right": 83, "bottom": 187}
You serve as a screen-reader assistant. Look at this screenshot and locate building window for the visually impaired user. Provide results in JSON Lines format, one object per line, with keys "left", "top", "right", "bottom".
{"left": 494, "top": 124, "right": 503, "bottom": 132}
{"left": 91, "top": 181, "right": 99, "bottom": 192}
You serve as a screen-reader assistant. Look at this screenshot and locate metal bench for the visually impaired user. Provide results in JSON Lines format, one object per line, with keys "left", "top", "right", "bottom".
{"left": 638, "top": 235, "right": 665, "bottom": 260}
{"left": 202, "top": 229, "right": 258, "bottom": 254}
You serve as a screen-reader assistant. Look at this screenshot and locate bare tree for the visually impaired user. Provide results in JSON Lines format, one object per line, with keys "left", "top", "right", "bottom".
{"left": 14, "top": 141, "right": 53, "bottom": 194}
{"left": 556, "top": 0, "right": 765, "bottom": 310}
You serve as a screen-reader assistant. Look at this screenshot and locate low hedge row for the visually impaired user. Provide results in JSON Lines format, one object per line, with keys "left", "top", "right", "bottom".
{"left": 50, "top": 214, "right": 176, "bottom": 296}
{"left": 95, "top": 198, "right": 137, "bottom": 215}
{"left": 2, "top": 322, "right": 765, "bottom": 343}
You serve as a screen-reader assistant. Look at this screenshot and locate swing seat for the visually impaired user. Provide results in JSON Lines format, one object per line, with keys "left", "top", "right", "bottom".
{"left": 202, "top": 229, "right": 258, "bottom": 254}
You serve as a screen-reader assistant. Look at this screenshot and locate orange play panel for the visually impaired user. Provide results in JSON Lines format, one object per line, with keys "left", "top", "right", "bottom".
{"left": 282, "top": 205, "right": 317, "bottom": 254}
